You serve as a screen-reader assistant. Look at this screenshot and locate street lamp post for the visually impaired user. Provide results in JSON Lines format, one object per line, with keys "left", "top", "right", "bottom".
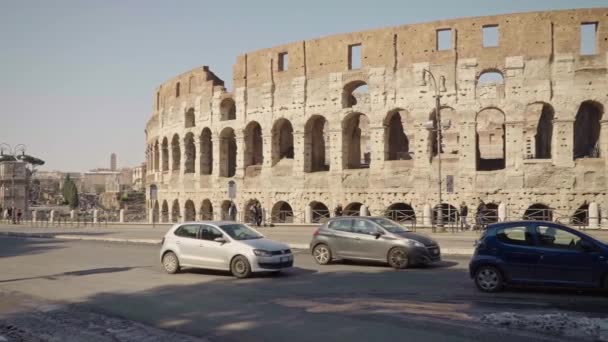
{"left": 422, "top": 70, "right": 447, "bottom": 231}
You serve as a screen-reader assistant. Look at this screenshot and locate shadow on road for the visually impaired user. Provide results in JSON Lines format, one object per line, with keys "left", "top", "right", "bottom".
{"left": 0, "top": 237, "right": 65, "bottom": 258}
{"left": 0, "top": 266, "right": 145, "bottom": 284}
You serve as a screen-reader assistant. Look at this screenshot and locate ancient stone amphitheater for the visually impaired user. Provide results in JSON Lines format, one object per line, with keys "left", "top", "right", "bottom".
{"left": 145, "top": 8, "right": 608, "bottom": 227}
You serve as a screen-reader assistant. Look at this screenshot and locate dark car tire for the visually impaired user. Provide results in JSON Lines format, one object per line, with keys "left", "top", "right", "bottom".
{"left": 312, "top": 244, "right": 332, "bottom": 265}
{"left": 474, "top": 266, "right": 504, "bottom": 293}
{"left": 231, "top": 255, "right": 252, "bottom": 279}
{"left": 387, "top": 247, "right": 409, "bottom": 269}
{"left": 162, "top": 251, "right": 180, "bottom": 274}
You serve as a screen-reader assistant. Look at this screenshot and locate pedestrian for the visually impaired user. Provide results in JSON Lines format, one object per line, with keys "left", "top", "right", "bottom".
{"left": 16, "top": 209, "right": 22, "bottom": 224}
{"left": 334, "top": 204, "right": 343, "bottom": 217}
{"left": 476, "top": 199, "right": 486, "bottom": 230}
{"left": 256, "top": 203, "right": 263, "bottom": 227}
{"left": 459, "top": 202, "right": 469, "bottom": 231}
{"left": 249, "top": 201, "right": 257, "bottom": 225}
{"left": 228, "top": 201, "right": 238, "bottom": 221}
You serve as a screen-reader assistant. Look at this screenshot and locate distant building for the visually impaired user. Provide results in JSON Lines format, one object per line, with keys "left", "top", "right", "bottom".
{"left": 111, "top": 153, "right": 117, "bottom": 171}
{"left": 82, "top": 168, "right": 132, "bottom": 194}
{"left": 0, "top": 161, "right": 28, "bottom": 214}
{"left": 132, "top": 163, "right": 146, "bottom": 191}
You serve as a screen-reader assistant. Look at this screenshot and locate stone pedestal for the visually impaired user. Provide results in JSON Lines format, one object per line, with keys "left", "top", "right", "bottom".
{"left": 360, "top": 205, "right": 369, "bottom": 217}
{"left": 32, "top": 210, "right": 37, "bottom": 223}
{"left": 589, "top": 202, "right": 599, "bottom": 229}
{"left": 498, "top": 202, "right": 507, "bottom": 222}
{"left": 305, "top": 205, "right": 312, "bottom": 224}
{"left": 423, "top": 204, "right": 432, "bottom": 226}
{"left": 93, "top": 210, "right": 98, "bottom": 224}
{"left": 119, "top": 209, "right": 125, "bottom": 223}
{"left": 70, "top": 210, "right": 75, "bottom": 221}
{"left": 50, "top": 210, "right": 55, "bottom": 223}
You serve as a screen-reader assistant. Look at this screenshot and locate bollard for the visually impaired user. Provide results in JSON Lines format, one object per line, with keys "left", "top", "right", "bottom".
{"left": 93, "top": 210, "right": 98, "bottom": 224}
{"left": 360, "top": 205, "right": 368, "bottom": 217}
{"left": 50, "top": 210, "right": 55, "bottom": 225}
{"left": 305, "top": 205, "right": 312, "bottom": 224}
{"left": 119, "top": 209, "right": 125, "bottom": 223}
{"left": 423, "top": 204, "right": 432, "bottom": 227}
{"left": 32, "top": 210, "right": 37, "bottom": 224}
{"left": 498, "top": 202, "right": 507, "bottom": 222}
{"left": 589, "top": 202, "right": 599, "bottom": 229}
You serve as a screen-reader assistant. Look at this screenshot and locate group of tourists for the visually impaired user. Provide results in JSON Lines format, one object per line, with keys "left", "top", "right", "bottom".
{"left": 248, "top": 200, "right": 264, "bottom": 227}
{"left": 1, "top": 206, "right": 23, "bottom": 224}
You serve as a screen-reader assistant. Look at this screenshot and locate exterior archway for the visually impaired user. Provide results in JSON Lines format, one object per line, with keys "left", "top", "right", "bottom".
{"left": 304, "top": 115, "right": 330, "bottom": 172}
{"left": 200, "top": 199, "right": 213, "bottom": 220}
{"left": 161, "top": 200, "right": 169, "bottom": 222}
{"left": 271, "top": 201, "right": 294, "bottom": 223}
{"left": 432, "top": 203, "right": 458, "bottom": 224}
{"left": 184, "top": 199, "right": 196, "bottom": 221}
{"left": 342, "top": 80, "right": 368, "bottom": 108}
{"left": 161, "top": 137, "right": 169, "bottom": 171}
{"left": 244, "top": 121, "right": 263, "bottom": 168}
{"left": 221, "top": 200, "right": 232, "bottom": 220}
{"left": 171, "top": 199, "right": 180, "bottom": 223}
{"left": 384, "top": 110, "right": 410, "bottom": 161}
{"left": 185, "top": 107, "right": 195, "bottom": 128}
{"left": 171, "top": 134, "right": 181, "bottom": 171}
{"left": 477, "top": 202, "right": 499, "bottom": 224}
{"left": 271, "top": 118, "right": 294, "bottom": 166}
{"left": 342, "top": 112, "right": 371, "bottom": 169}
{"left": 385, "top": 203, "right": 416, "bottom": 223}
{"left": 310, "top": 201, "right": 330, "bottom": 223}
{"left": 219, "top": 127, "right": 237, "bottom": 177}
{"left": 573, "top": 100, "right": 603, "bottom": 159}
{"left": 476, "top": 108, "right": 505, "bottom": 171}
{"left": 523, "top": 203, "right": 553, "bottom": 221}
{"left": 184, "top": 132, "right": 195, "bottom": 174}
{"left": 200, "top": 128, "right": 212, "bottom": 175}
{"left": 220, "top": 98, "right": 236, "bottom": 121}
{"left": 243, "top": 199, "right": 260, "bottom": 224}
{"left": 572, "top": 202, "right": 589, "bottom": 226}
{"left": 344, "top": 202, "right": 363, "bottom": 216}
{"left": 152, "top": 200, "right": 159, "bottom": 223}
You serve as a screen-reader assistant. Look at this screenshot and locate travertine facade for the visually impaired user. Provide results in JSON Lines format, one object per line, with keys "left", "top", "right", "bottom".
{"left": 145, "top": 8, "right": 608, "bottom": 226}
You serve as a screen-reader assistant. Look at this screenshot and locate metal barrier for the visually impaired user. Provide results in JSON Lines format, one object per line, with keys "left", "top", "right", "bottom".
{"left": 311, "top": 209, "right": 330, "bottom": 223}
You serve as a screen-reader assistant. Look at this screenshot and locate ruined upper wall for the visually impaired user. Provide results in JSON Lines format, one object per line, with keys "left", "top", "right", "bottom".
{"left": 233, "top": 8, "right": 608, "bottom": 88}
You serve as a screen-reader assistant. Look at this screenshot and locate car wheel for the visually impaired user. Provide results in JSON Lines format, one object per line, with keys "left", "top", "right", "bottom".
{"left": 474, "top": 266, "right": 504, "bottom": 292}
{"left": 231, "top": 255, "right": 252, "bottom": 278}
{"left": 312, "top": 244, "right": 332, "bottom": 265}
{"left": 162, "top": 251, "right": 180, "bottom": 274}
{"left": 387, "top": 247, "right": 409, "bottom": 269}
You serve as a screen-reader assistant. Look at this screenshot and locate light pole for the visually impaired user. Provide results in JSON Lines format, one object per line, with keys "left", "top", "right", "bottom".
{"left": 422, "top": 70, "right": 447, "bottom": 231}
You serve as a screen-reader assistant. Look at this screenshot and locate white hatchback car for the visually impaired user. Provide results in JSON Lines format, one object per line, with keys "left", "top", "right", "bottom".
{"left": 160, "top": 221, "right": 294, "bottom": 278}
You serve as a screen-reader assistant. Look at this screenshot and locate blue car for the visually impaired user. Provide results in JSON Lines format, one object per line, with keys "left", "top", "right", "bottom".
{"left": 469, "top": 221, "right": 608, "bottom": 292}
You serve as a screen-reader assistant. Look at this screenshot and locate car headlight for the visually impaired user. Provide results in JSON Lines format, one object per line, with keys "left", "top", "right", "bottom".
{"left": 253, "top": 249, "right": 272, "bottom": 257}
{"left": 409, "top": 240, "right": 425, "bottom": 247}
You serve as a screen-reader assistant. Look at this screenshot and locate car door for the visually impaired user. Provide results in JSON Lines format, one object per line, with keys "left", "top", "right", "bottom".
{"left": 196, "top": 224, "right": 231, "bottom": 270}
{"left": 174, "top": 224, "right": 201, "bottom": 266}
{"left": 327, "top": 219, "right": 357, "bottom": 258}
{"left": 494, "top": 224, "right": 541, "bottom": 283}
{"left": 350, "top": 219, "right": 386, "bottom": 260}
{"left": 533, "top": 224, "right": 596, "bottom": 286}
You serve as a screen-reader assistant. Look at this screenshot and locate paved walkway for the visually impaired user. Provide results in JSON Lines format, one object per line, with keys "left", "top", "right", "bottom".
{"left": 1, "top": 223, "right": 607, "bottom": 255}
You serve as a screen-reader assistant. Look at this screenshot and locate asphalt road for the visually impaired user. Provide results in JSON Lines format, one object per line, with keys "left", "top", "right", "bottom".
{"left": 1, "top": 236, "right": 607, "bottom": 341}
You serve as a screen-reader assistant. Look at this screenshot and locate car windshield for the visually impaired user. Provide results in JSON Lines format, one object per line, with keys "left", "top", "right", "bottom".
{"left": 220, "top": 224, "right": 263, "bottom": 240}
{"left": 368, "top": 217, "right": 411, "bottom": 233}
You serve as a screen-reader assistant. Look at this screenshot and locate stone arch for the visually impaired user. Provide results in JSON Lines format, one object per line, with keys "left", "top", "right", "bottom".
{"left": 220, "top": 200, "right": 232, "bottom": 220}
{"left": 184, "top": 199, "right": 196, "bottom": 221}
{"left": 199, "top": 128, "right": 213, "bottom": 175}
{"left": 244, "top": 121, "right": 263, "bottom": 168}
{"left": 432, "top": 203, "right": 458, "bottom": 224}
{"left": 220, "top": 98, "right": 236, "bottom": 121}
{"left": 271, "top": 118, "right": 294, "bottom": 166}
{"left": 476, "top": 69, "right": 505, "bottom": 99}
{"left": 385, "top": 203, "right": 416, "bottom": 223}
{"left": 271, "top": 201, "right": 294, "bottom": 223}
{"left": 184, "top": 132, "right": 196, "bottom": 174}
{"left": 523, "top": 203, "right": 553, "bottom": 221}
{"left": 171, "top": 199, "right": 180, "bottom": 223}
{"left": 161, "top": 200, "right": 169, "bottom": 222}
{"left": 572, "top": 202, "right": 589, "bottom": 225}
{"left": 524, "top": 102, "right": 554, "bottom": 159}
{"left": 342, "top": 112, "right": 371, "bottom": 169}
{"left": 344, "top": 202, "right": 363, "bottom": 216}
{"left": 573, "top": 100, "right": 603, "bottom": 159}
{"left": 477, "top": 202, "right": 499, "bottom": 224}
{"left": 171, "top": 134, "right": 181, "bottom": 171}
{"left": 304, "top": 115, "right": 330, "bottom": 172}
{"left": 384, "top": 109, "right": 411, "bottom": 161}
{"left": 152, "top": 200, "right": 159, "bottom": 223}
{"left": 476, "top": 107, "right": 505, "bottom": 171}
{"left": 200, "top": 199, "right": 213, "bottom": 220}
{"left": 185, "top": 107, "right": 195, "bottom": 128}
{"left": 161, "top": 137, "right": 169, "bottom": 171}
{"left": 342, "top": 80, "right": 368, "bottom": 108}
{"left": 243, "top": 198, "right": 260, "bottom": 224}
{"left": 310, "top": 201, "right": 330, "bottom": 223}
{"left": 219, "top": 127, "right": 237, "bottom": 177}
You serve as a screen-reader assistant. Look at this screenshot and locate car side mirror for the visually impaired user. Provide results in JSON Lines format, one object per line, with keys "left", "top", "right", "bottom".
{"left": 374, "top": 231, "right": 385, "bottom": 239}
{"left": 214, "top": 237, "right": 227, "bottom": 244}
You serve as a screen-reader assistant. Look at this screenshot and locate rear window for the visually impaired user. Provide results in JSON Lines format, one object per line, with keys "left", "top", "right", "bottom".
{"left": 174, "top": 225, "right": 199, "bottom": 238}
{"left": 328, "top": 219, "right": 352, "bottom": 232}
{"left": 495, "top": 226, "right": 532, "bottom": 246}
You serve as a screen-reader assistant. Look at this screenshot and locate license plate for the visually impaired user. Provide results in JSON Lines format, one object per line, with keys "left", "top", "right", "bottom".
{"left": 280, "top": 256, "right": 288, "bottom": 262}
{"left": 431, "top": 248, "right": 439, "bottom": 255}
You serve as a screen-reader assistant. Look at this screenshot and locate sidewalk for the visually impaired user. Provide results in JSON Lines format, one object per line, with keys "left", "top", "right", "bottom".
{"left": 1, "top": 223, "right": 607, "bottom": 256}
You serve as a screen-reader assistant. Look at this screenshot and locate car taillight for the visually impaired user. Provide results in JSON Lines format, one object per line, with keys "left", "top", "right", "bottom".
{"left": 313, "top": 229, "right": 320, "bottom": 236}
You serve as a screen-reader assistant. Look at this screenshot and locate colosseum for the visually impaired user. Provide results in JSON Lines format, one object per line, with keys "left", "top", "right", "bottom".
{"left": 145, "top": 8, "right": 608, "bottom": 228}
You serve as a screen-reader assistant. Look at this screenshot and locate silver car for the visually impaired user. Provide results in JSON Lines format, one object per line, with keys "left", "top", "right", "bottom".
{"left": 310, "top": 217, "right": 441, "bottom": 268}
{"left": 160, "top": 221, "right": 293, "bottom": 278}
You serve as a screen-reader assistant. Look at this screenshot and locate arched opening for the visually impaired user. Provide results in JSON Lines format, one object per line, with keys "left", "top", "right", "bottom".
{"left": 572, "top": 202, "right": 589, "bottom": 226}
{"left": 161, "top": 200, "right": 169, "bottom": 222}
{"left": 310, "top": 201, "right": 330, "bottom": 223}
{"left": 344, "top": 202, "right": 363, "bottom": 216}
{"left": 535, "top": 104, "right": 554, "bottom": 159}
{"left": 304, "top": 115, "right": 330, "bottom": 172}
{"left": 152, "top": 200, "right": 159, "bottom": 223}
{"left": 184, "top": 199, "right": 196, "bottom": 221}
{"left": 343, "top": 112, "right": 371, "bottom": 169}
{"left": 384, "top": 110, "right": 410, "bottom": 161}
{"left": 573, "top": 101, "right": 603, "bottom": 159}
{"left": 199, "top": 128, "right": 213, "bottom": 175}
{"left": 171, "top": 134, "right": 181, "bottom": 171}
{"left": 476, "top": 108, "right": 505, "bottom": 171}
{"left": 385, "top": 203, "right": 416, "bottom": 223}
{"left": 184, "top": 133, "right": 195, "bottom": 174}
{"left": 271, "top": 201, "right": 294, "bottom": 223}
{"left": 271, "top": 118, "right": 294, "bottom": 166}
{"left": 476, "top": 202, "right": 499, "bottom": 224}
{"left": 243, "top": 199, "right": 260, "bottom": 224}
{"left": 221, "top": 200, "right": 232, "bottom": 220}
{"left": 477, "top": 71, "right": 504, "bottom": 85}
{"left": 476, "top": 70, "right": 505, "bottom": 99}
{"left": 219, "top": 127, "right": 237, "bottom": 177}
{"left": 220, "top": 98, "right": 236, "bottom": 121}
{"left": 433, "top": 203, "right": 458, "bottom": 224}
{"left": 523, "top": 203, "right": 553, "bottom": 221}
{"left": 161, "top": 138, "right": 169, "bottom": 171}
{"left": 244, "top": 121, "right": 263, "bottom": 168}
{"left": 185, "top": 107, "right": 195, "bottom": 128}
{"left": 200, "top": 199, "right": 213, "bottom": 220}
{"left": 171, "top": 199, "right": 180, "bottom": 223}
{"left": 153, "top": 141, "right": 160, "bottom": 171}
{"left": 342, "top": 80, "right": 369, "bottom": 108}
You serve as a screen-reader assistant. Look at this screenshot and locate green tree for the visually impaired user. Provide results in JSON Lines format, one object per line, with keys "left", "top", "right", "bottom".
{"left": 62, "top": 175, "right": 79, "bottom": 209}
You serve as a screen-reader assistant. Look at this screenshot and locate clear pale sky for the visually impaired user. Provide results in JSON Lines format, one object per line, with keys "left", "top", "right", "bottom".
{"left": 1, "top": 0, "right": 605, "bottom": 172}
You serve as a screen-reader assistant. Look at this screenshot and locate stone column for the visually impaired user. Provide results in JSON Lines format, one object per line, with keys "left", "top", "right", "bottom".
{"left": 262, "top": 132, "right": 273, "bottom": 169}
{"left": 305, "top": 204, "right": 312, "bottom": 224}
{"left": 600, "top": 120, "right": 608, "bottom": 166}
{"left": 235, "top": 133, "right": 246, "bottom": 178}
{"left": 423, "top": 204, "right": 432, "bottom": 226}
{"left": 360, "top": 205, "right": 369, "bottom": 217}
{"left": 70, "top": 210, "right": 75, "bottom": 221}
{"left": 505, "top": 121, "right": 524, "bottom": 169}
{"left": 194, "top": 134, "right": 201, "bottom": 175}
{"left": 552, "top": 119, "right": 575, "bottom": 167}
{"left": 459, "top": 121, "right": 477, "bottom": 172}
{"left": 369, "top": 126, "right": 384, "bottom": 171}
{"left": 211, "top": 135, "right": 220, "bottom": 179}
{"left": 498, "top": 202, "right": 507, "bottom": 222}
{"left": 329, "top": 129, "right": 343, "bottom": 173}
{"left": 93, "top": 210, "right": 98, "bottom": 224}
{"left": 119, "top": 209, "right": 125, "bottom": 223}
{"left": 50, "top": 210, "right": 55, "bottom": 224}
{"left": 180, "top": 138, "right": 187, "bottom": 178}
{"left": 293, "top": 131, "right": 305, "bottom": 172}
{"left": 32, "top": 210, "right": 37, "bottom": 223}
{"left": 589, "top": 202, "right": 600, "bottom": 229}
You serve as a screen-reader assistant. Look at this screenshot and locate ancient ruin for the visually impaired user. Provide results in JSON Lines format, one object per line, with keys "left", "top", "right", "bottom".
{"left": 144, "top": 8, "right": 608, "bottom": 227}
